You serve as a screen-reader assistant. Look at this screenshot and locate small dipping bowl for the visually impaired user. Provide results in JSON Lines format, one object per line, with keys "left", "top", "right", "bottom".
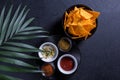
{"left": 41, "top": 63, "right": 55, "bottom": 77}
{"left": 38, "top": 42, "right": 58, "bottom": 62}
{"left": 58, "top": 37, "right": 72, "bottom": 52}
{"left": 57, "top": 54, "right": 78, "bottom": 75}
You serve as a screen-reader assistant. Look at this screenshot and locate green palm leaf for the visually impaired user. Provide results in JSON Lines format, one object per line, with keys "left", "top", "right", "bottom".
{"left": 10, "top": 6, "right": 27, "bottom": 39}
{"left": 0, "top": 74, "right": 22, "bottom": 80}
{"left": 4, "top": 42, "right": 39, "bottom": 49}
{"left": 13, "top": 35, "right": 49, "bottom": 40}
{"left": 15, "top": 7, "right": 29, "bottom": 33}
{"left": 0, "top": 51, "right": 38, "bottom": 59}
{"left": 0, "top": 4, "right": 49, "bottom": 80}
{"left": 17, "top": 30, "right": 48, "bottom": 35}
{"left": 19, "top": 26, "right": 43, "bottom": 32}
{"left": 0, "top": 7, "right": 5, "bottom": 40}
{"left": 0, "top": 6, "right": 13, "bottom": 44}
{"left": 0, "top": 46, "right": 40, "bottom": 52}
{"left": 20, "top": 18, "right": 35, "bottom": 31}
{"left": 0, "top": 65, "right": 41, "bottom": 73}
{"left": 0, "top": 57, "right": 37, "bottom": 68}
{"left": 5, "top": 5, "right": 21, "bottom": 41}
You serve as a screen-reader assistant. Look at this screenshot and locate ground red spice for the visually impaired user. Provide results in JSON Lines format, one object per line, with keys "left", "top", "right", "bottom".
{"left": 60, "top": 57, "right": 74, "bottom": 71}
{"left": 41, "top": 63, "right": 54, "bottom": 77}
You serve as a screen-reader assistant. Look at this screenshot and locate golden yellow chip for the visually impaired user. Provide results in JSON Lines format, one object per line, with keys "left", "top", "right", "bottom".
{"left": 86, "top": 10, "right": 100, "bottom": 20}
{"left": 80, "top": 8, "right": 93, "bottom": 19}
{"left": 81, "top": 19, "right": 95, "bottom": 25}
{"left": 68, "top": 26, "right": 78, "bottom": 36}
{"left": 83, "top": 24, "right": 96, "bottom": 32}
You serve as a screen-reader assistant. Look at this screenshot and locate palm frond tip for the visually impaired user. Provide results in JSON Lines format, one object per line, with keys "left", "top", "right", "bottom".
{"left": 0, "top": 5, "right": 48, "bottom": 80}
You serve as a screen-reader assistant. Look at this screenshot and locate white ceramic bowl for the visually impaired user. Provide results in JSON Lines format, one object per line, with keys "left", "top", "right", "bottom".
{"left": 57, "top": 54, "right": 78, "bottom": 75}
{"left": 38, "top": 42, "right": 58, "bottom": 62}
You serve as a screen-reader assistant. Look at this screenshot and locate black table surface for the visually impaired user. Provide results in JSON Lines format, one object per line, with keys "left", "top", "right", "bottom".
{"left": 0, "top": 0, "right": 120, "bottom": 80}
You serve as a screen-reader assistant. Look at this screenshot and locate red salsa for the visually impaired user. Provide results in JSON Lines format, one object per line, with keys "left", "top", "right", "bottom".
{"left": 60, "top": 57, "right": 74, "bottom": 71}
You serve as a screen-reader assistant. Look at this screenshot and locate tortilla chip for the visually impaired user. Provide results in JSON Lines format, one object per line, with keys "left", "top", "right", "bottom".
{"left": 80, "top": 8, "right": 93, "bottom": 19}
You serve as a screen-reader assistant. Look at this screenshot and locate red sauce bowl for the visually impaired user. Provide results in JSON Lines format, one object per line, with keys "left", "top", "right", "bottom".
{"left": 57, "top": 54, "right": 78, "bottom": 75}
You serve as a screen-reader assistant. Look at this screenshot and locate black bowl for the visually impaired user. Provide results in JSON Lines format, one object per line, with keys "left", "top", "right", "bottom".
{"left": 63, "top": 4, "right": 98, "bottom": 40}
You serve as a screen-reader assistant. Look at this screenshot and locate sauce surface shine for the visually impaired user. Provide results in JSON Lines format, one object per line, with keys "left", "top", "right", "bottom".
{"left": 60, "top": 57, "right": 74, "bottom": 71}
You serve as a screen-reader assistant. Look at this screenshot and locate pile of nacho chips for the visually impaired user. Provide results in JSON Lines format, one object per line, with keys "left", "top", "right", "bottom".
{"left": 64, "top": 6, "right": 100, "bottom": 39}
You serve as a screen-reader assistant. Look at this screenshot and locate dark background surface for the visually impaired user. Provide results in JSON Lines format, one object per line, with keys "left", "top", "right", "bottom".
{"left": 0, "top": 0, "right": 120, "bottom": 80}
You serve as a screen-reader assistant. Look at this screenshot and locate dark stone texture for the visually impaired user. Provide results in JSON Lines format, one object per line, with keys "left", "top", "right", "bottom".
{"left": 0, "top": 0, "right": 120, "bottom": 80}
